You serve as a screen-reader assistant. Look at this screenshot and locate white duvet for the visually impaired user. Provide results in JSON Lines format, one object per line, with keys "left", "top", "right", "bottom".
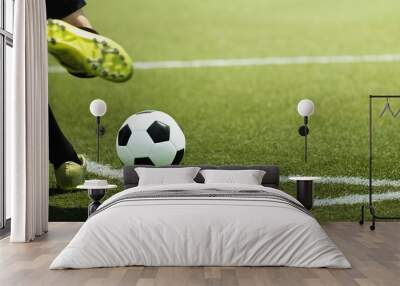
{"left": 50, "top": 183, "right": 351, "bottom": 269}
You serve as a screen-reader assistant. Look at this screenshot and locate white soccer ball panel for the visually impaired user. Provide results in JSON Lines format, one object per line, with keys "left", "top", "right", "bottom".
{"left": 128, "top": 130, "right": 154, "bottom": 158}
{"left": 121, "top": 115, "right": 136, "bottom": 129}
{"left": 151, "top": 111, "right": 177, "bottom": 126}
{"left": 131, "top": 113, "right": 162, "bottom": 131}
{"left": 116, "top": 146, "right": 134, "bottom": 166}
{"left": 170, "top": 126, "right": 185, "bottom": 150}
{"left": 149, "top": 142, "right": 176, "bottom": 166}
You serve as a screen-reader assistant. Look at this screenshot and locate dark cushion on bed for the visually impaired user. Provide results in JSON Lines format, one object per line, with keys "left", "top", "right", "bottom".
{"left": 123, "top": 165, "right": 280, "bottom": 189}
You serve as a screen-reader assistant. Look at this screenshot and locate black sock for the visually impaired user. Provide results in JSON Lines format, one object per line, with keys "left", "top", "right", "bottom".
{"left": 49, "top": 105, "right": 81, "bottom": 169}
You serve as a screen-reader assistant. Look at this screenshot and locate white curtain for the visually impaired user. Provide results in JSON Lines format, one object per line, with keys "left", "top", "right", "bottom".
{"left": 7, "top": 0, "right": 49, "bottom": 242}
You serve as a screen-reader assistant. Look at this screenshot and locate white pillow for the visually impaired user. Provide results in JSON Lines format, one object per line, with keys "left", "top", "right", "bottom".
{"left": 135, "top": 167, "right": 200, "bottom": 186}
{"left": 200, "top": 169, "right": 266, "bottom": 185}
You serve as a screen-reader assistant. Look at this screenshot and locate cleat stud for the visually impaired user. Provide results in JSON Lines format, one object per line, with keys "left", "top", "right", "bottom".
{"left": 101, "top": 40, "right": 108, "bottom": 46}
{"left": 113, "top": 48, "right": 119, "bottom": 54}
{"left": 86, "top": 58, "right": 92, "bottom": 63}
{"left": 91, "top": 64, "right": 98, "bottom": 70}
{"left": 101, "top": 49, "right": 107, "bottom": 55}
{"left": 59, "top": 25, "right": 66, "bottom": 31}
{"left": 48, "top": 38, "right": 56, "bottom": 44}
{"left": 119, "top": 55, "right": 125, "bottom": 60}
{"left": 97, "top": 58, "right": 104, "bottom": 63}
{"left": 101, "top": 70, "right": 108, "bottom": 76}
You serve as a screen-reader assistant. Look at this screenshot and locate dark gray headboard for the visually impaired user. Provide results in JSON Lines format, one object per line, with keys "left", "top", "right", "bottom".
{"left": 123, "top": 165, "right": 280, "bottom": 189}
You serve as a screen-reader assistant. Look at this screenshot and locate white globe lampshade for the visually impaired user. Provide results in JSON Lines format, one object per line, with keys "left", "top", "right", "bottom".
{"left": 90, "top": 99, "right": 107, "bottom": 117}
{"left": 297, "top": 99, "right": 315, "bottom": 117}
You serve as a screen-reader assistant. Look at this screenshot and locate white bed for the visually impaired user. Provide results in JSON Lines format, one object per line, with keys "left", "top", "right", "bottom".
{"left": 50, "top": 183, "right": 351, "bottom": 269}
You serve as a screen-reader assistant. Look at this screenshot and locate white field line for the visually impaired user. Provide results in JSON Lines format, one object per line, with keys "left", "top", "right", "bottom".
{"left": 87, "top": 160, "right": 123, "bottom": 180}
{"left": 281, "top": 176, "right": 400, "bottom": 187}
{"left": 86, "top": 160, "right": 400, "bottom": 206}
{"left": 48, "top": 53, "right": 400, "bottom": 72}
{"left": 315, "top": 192, "right": 400, "bottom": 206}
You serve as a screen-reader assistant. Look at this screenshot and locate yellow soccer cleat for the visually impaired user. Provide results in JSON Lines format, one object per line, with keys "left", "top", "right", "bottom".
{"left": 47, "top": 19, "right": 133, "bottom": 82}
{"left": 55, "top": 154, "right": 87, "bottom": 190}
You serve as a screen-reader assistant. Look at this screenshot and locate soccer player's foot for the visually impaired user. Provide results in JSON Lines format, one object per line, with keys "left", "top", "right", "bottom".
{"left": 55, "top": 154, "right": 87, "bottom": 190}
{"left": 47, "top": 19, "right": 133, "bottom": 82}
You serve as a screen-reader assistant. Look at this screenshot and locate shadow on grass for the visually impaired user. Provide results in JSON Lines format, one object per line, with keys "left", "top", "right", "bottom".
{"left": 49, "top": 206, "right": 87, "bottom": 222}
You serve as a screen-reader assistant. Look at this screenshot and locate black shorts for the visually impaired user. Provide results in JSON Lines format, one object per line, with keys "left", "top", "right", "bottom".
{"left": 46, "top": 0, "right": 87, "bottom": 19}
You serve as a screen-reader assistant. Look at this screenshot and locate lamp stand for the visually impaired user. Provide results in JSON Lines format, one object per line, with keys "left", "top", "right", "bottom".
{"left": 96, "top": 116, "right": 100, "bottom": 162}
{"left": 298, "top": 116, "right": 309, "bottom": 163}
{"left": 304, "top": 116, "right": 308, "bottom": 163}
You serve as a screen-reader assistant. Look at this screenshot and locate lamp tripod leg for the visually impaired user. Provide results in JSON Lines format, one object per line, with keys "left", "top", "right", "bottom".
{"left": 304, "top": 116, "right": 308, "bottom": 163}
{"left": 359, "top": 205, "right": 365, "bottom": 225}
{"left": 305, "top": 131, "right": 307, "bottom": 162}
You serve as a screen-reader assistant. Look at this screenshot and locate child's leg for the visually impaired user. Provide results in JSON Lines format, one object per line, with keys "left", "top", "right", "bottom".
{"left": 62, "top": 8, "right": 92, "bottom": 28}
{"left": 48, "top": 105, "right": 81, "bottom": 169}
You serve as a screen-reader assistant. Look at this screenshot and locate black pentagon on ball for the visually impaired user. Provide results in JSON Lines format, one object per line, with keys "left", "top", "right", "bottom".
{"left": 134, "top": 157, "right": 155, "bottom": 165}
{"left": 147, "top": 121, "right": 170, "bottom": 143}
{"left": 172, "top": 149, "right": 185, "bottom": 165}
{"left": 118, "top": 124, "right": 132, "bottom": 146}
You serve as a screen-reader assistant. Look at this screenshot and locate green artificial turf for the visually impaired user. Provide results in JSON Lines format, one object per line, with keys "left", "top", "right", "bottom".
{"left": 48, "top": 0, "right": 400, "bottom": 222}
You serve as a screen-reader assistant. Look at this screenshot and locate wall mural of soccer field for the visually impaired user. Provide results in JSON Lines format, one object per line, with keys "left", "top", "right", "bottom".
{"left": 48, "top": 0, "right": 400, "bottom": 222}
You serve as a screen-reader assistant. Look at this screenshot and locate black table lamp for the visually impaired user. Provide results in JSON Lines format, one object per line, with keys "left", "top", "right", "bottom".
{"left": 297, "top": 99, "right": 315, "bottom": 162}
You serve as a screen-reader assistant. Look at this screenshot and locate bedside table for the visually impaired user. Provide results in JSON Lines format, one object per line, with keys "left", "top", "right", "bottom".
{"left": 288, "top": 176, "right": 320, "bottom": 210}
{"left": 77, "top": 180, "right": 117, "bottom": 216}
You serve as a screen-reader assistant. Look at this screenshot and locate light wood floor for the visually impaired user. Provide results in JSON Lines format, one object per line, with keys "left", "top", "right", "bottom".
{"left": 0, "top": 222, "right": 399, "bottom": 286}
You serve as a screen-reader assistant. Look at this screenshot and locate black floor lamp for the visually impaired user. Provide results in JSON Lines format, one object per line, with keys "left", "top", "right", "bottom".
{"left": 297, "top": 99, "right": 315, "bottom": 162}
{"left": 90, "top": 99, "right": 107, "bottom": 162}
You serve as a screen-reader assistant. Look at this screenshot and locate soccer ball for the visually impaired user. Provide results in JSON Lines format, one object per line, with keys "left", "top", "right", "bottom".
{"left": 116, "top": 110, "right": 185, "bottom": 166}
